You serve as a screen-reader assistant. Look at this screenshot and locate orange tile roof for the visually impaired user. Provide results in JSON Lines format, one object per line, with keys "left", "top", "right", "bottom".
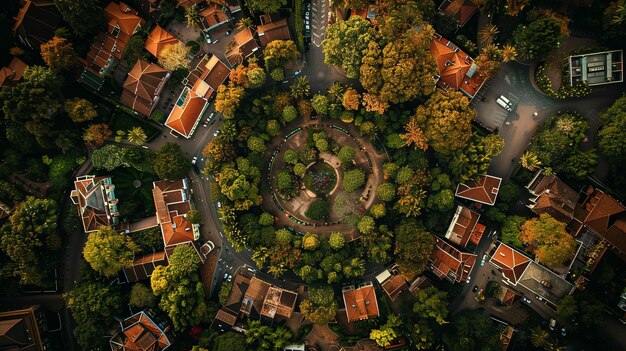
{"left": 490, "top": 243, "right": 531, "bottom": 285}
{"left": 257, "top": 18, "right": 291, "bottom": 48}
{"left": 110, "top": 311, "right": 171, "bottom": 351}
{"left": 226, "top": 28, "right": 259, "bottom": 67}
{"left": 104, "top": 2, "right": 145, "bottom": 39}
{"left": 70, "top": 175, "right": 117, "bottom": 233}
{"left": 164, "top": 88, "right": 207, "bottom": 138}
{"left": 241, "top": 277, "right": 271, "bottom": 315}
{"left": 455, "top": 175, "right": 502, "bottom": 206}
{"left": 342, "top": 283, "right": 379, "bottom": 322}
{"left": 177, "top": 0, "right": 205, "bottom": 8}
{"left": 441, "top": 0, "right": 478, "bottom": 27}
{"left": 145, "top": 25, "right": 180, "bottom": 58}
{"left": 121, "top": 59, "right": 169, "bottom": 116}
{"left": 430, "top": 34, "right": 486, "bottom": 98}
{"left": 380, "top": 274, "right": 408, "bottom": 301}
{"left": 200, "top": 5, "right": 230, "bottom": 29}
{"left": 0, "top": 57, "right": 28, "bottom": 88}
{"left": 152, "top": 179, "right": 197, "bottom": 247}
{"left": 527, "top": 171, "right": 579, "bottom": 223}
{"left": 445, "top": 205, "right": 480, "bottom": 247}
{"left": 429, "top": 236, "right": 476, "bottom": 283}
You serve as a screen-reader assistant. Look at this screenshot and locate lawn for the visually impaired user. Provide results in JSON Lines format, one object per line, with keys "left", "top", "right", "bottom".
{"left": 106, "top": 110, "right": 161, "bottom": 141}
{"left": 98, "top": 167, "right": 158, "bottom": 221}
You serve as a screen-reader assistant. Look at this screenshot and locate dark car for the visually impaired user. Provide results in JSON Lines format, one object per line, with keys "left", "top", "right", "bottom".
{"left": 472, "top": 285, "right": 479, "bottom": 293}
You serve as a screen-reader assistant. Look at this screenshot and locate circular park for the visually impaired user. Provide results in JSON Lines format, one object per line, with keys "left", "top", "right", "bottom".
{"left": 266, "top": 121, "right": 386, "bottom": 240}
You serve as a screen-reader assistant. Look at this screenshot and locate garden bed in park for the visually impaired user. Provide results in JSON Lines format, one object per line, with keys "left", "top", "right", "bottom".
{"left": 303, "top": 162, "right": 337, "bottom": 195}
{"left": 534, "top": 63, "right": 591, "bottom": 99}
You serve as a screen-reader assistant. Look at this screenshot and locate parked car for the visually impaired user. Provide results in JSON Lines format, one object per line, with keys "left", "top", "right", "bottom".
{"left": 227, "top": 274, "right": 232, "bottom": 282}
{"left": 213, "top": 129, "right": 221, "bottom": 137}
{"left": 560, "top": 328, "right": 566, "bottom": 337}
{"left": 535, "top": 295, "right": 544, "bottom": 301}
{"left": 522, "top": 297, "right": 531, "bottom": 304}
{"left": 191, "top": 156, "right": 197, "bottom": 165}
{"left": 225, "top": 29, "right": 232, "bottom": 36}
{"left": 540, "top": 280, "right": 553, "bottom": 289}
{"left": 549, "top": 318, "right": 556, "bottom": 331}
{"left": 223, "top": 273, "right": 228, "bottom": 280}
{"left": 472, "top": 285, "right": 479, "bottom": 293}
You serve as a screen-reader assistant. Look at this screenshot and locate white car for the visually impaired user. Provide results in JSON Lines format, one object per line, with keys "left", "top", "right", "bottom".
{"left": 227, "top": 274, "right": 232, "bottom": 282}
{"left": 213, "top": 129, "right": 221, "bottom": 137}
{"left": 191, "top": 157, "right": 197, "bottom": 165}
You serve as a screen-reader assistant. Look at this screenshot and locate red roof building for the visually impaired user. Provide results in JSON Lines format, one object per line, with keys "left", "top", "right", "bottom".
{"left": 145, "top": 25, "right": 180, "bottom": 58}
{"left": 342, "top": 282, "right": 379, "bottom": 322}
{"left": 123, "top": 251, "right": 168, "bottom": 282}
{"left": 200, "top": 5, "right": 231, "bottom": 30}
{"left": 455, "top": 174, "right": 502, "bottom": 206}
{"left": 0, "top": 57, "right": 28, "bottom": 88}
{"left": 176, "top": 0, "right": 205, "bottom": 8}
{"left": 152, "top": 179, "right": 198, "bottom": 248}
{"left": 438, "top": 0, "right": 478, "bottom": 27}
{"left": 527, "top": 170, "right": 580, "bottom": 223}
{"left": 430, "top": 33, "right": 486, "bottom": 98}
{"left": 225, "top": 28, "right": 260, "bottom": 67}
{"left": 445, "top": 205, "right": 485, "bottom": 247}
{"left": 429, "top": 236, "right": 477, "bottom": 284}
{"left": 110, "top": 310, "right": 171, "bottom": 351}
{"left": 165, "top": 55, "right": 230, "bottom": 138}
{"left": 70, "top": 175, "right": 120, "bottom": 233}
{"left": 376, "top": 270, "right": 408, "bottom": 301}
{"left": 257, "top": 17, "right": 291, "bottom": 48}
{"left": 121, "top": 60, "right": 170, "bottom": 117}
{"left": 12, "top": 0, "right": 61, "bottom": 50}
{"left": 489, "top": 243, "right": 531, "bottom": 285}
{"left": 0, "top": 305, "right": 49, "bottom": 351}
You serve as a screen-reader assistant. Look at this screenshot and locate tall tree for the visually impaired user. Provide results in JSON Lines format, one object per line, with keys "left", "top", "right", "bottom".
{"left": 322, "top": 16, "right": 375, "bottom": 79}
{"left": 83, "top": 226, "right": 138, "bottom": 278}
{"left": 215, "top": 83, "right": 245, "bottom": 119}
{"left": 263, "top": 40, "right": 299, "bottom": 71}
{"left": 520, "top": 214, "right": 576, "bottom": 269}
{"left": 151, "top": 245, "right": 208, "bottom": 330}
{"left": 413, "top": 287, "right": 449, "bottom": 325}
{"left": 394, "top": 221, "right": 435, "bottom": 280}
{"left": 299, "top": 287, "right": 338, "bottom": 324}
{"left": 446, "top": 133, "right": 504, "bottom": 182}
{"left": 0, "top": 197, "right": 59, "bottom": 286}
{"left": 127, "top": 126, "right": 147, "bottom": 145}
{"left": 158, "top": 42, "right": 191, "bottom": 71}
{"left": 598, "top": 96, "right": 626, "bottom": 162}
{"left": 290, "top": 76, "right": 311, "bottom": 100}
{"left": 64, "top": 98, "right": 97, "bottom": 123}
{"left": 40, "top": 36, "right": 75, "bottom": 70}
{"left": 360, "top": 26, "right": 437, "bottom": 105}
{"left": 154, "top": 142, "right": 191, "bottom": 179}
{"left": 54, "top": 0, "right": 104, "bottom": 37}
{"left": 185, "top": 5, "right": 202, "bottom": 29}
{"left": 83, "top": 123, "right": 112, "bottom": 146}
{"left": 513, "top": 17, "right": 562, "bottom": 60}
{"left": 442, "top": 309, "right": 502, "bottom": 351}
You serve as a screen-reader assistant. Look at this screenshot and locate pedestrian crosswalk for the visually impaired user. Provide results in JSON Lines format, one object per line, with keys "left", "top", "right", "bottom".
{"left": 311, "top": 0, "right": 328, "bottom": 47}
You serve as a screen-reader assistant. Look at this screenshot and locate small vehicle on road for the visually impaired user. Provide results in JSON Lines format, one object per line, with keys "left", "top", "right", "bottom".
{"left": 497, "top": 95, "right": 513, "bottom": 112}
{"left": 535, "top": 295, "right": 544, "bottom": 301}
{"left": 549, "top": 318, "right": 556, "bottom": 331}
{"left": 213, "top": 129, "right": 221, "bottom": 137}
{"left": 223, "top": 273, "right": 228, "bottom": 280}
{"left": 560, "top": 328, "right": 566, "bottom": 337}
{"left": 522, "top": 297, "right": 532, "bottom": 304}
{"left": 472, "top": 285, "right": 479, "bottom": 293}
{"left": 480, "top": 254, "right": 488, "bottom": 266}
{"left": 227, "top": 274, "right": 232, "bottom": 282}
{"left": 191, "top": 156, "right": 197, "bottom": 165}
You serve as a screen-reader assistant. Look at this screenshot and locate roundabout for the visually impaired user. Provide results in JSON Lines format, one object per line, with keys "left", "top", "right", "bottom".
{"left": 264, "top": 120, "right": 386, "bottom": 240}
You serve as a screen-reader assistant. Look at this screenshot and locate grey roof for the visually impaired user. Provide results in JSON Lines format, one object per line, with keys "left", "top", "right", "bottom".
{"left": 518, "top": 262, "right": 573, "bottom": 304}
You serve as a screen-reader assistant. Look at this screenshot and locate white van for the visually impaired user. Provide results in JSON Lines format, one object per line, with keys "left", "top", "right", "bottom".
{"left": 496, "top": 95, "right": 512, "bottom": 112}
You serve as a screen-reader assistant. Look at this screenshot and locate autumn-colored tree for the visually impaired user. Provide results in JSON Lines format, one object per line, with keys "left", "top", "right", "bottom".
{"left": 185, "top": 5, "right": 202, "bottom": 29}
{"left": 520, "top": 214, "right": 577, "bottom": 269}
{"left": 342, "top": 88, "right": 360, "bottom": 110}
{"left": 360, "top": 26, "right": 437, "bottom": 105}
{"left": 395, "top": 221, "right": 435, "bottom": 280}
{"left": 299, "top": 287, "right": 338, "bottom": 324}
{"left": 476, "top": 45, "right": 503, "bottom": 78}
{"left": 83, "top": 123, "right": 112, "bottom": 146}
{"left": 64, "top": 98, "right": 97, "bottom": 123}
{"left": 290, "top": 76, "right": 310, "bottom": 100}
{"left": 263, "top": 40, "right": 299, "bottom": 71}
{"left": 236, "top": 17, "right": 255, "bottom": 30}
{"left": 501, "top": 44, "right": 518, "bottom": 62}
{"left": 40, "top": 36, "right": 75, "bottom": 70}
{"left": 401, "top": 117, "right": 428, "bottom": 151}
{"left": 83, "top": 226, "right": 138, "bottom": 277}
{"left": 158, "top": 42, "right": 191, "bottom": 71}
{"left": 506, "top": 0, "right": 531, "bottom": 16}
{"left": 478, "top": 24, "right": 499, "bottom": 47}
{"left": 229, "top": 64, "right": 250, "bottom": 87}
{"left": 408, "top": 90, "right": 475, "bottom": 155}
{"left": 362, "top": 93, "right": 389, "bottom": 114}
{"left": 215, "top": 83, "right": 245, "bottom": 119}
{"left": 203, "top": 135, "right": 236, "bottom": 163}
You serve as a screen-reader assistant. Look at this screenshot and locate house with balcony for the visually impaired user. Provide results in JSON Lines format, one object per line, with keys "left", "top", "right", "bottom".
{"left": 70, "top": 175, "right": 120, "bottom": 233}
{"left": 0, "top": 305, "right": 50, "bottom": 351}
{"left": 110, "top": 310, "right": 172, "bottom": 351}
{"left": 569, "top": 50, "right": 623, "bottom": 86}
{"left": 428, "top": 236, "right": 477, "bottom": 284}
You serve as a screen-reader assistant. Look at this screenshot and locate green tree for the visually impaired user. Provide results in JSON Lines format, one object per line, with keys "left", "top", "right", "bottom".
{"left": 395, "top": 221, "right": 434, "bottom": 280}
{"left": 282, "top": 105, "right": 298, "bottom": 123}
{"left": 376, "top": 182, "right": 396, "bottom": 202}
{"left": 283, "top": 149, "right": 299, "bottom": 164}
{"left": 54, "top": 0, "right": 104, "bottom": 37}
{"left": 247, "top": 66, "right": 266, "bottom": 88}
{"left": 413, "top": 287, "right": 449, "bottom": 325}
{"left": 247, "top": 135, "right": 267, "bottom": 153}
{"left": 264, "top": 40, "right": 299, "bottom": 71}
{"left": 322, "top": 16, "right": 375, "bottom": 78}
{"left": 290, "top": 76, "right": 311, "bottom": 100}
{"left": 246, "top": 320, "right": 293, "bottom": 351}
{"left": 329, "top": 231, "right": 345, "bottom": 249}
{"left": 275, "top": 229, "right": 293, "bottom": 243}
{"left": 370, "top": 203, "right": 387, "bottom": 219}
{"left": 127, "top": 126, "right": 147, "bottom": 145}
{"left": 514, "top": 17, "right": 562, "bottom": 60}
{"left": 305, "top": 199, "right": 330, "bottom": 220}
{"left": 215, "top": 83, "right": 245, "bottom": 119}
{"left": 442, "top": 309, "right": 502, "bottom": 351}
{"left": 501, "top": 216, "right": 525, "bottom": 248}
{"left": 64, "top": 98, "right": 97, "bottom": 123}
{"left": 311, "top": 94, "right": 329, "bottom": 116}
{"left": 294, "top": 163, "right": 306, "bottom": 177}
{"left": 91, "top": 144, "right": 156, "bottom": 173}
{"left": 248, "top": 0, "right": 287, "bottom": 14}
{"left": 158, "top": 42, "right": 191, "bottom": 71}
{"left": 343, "top": 169, "right": 366, "bottom": 192}
{"left": 219, "top": 281, "right": 233, "bottom": 305}
{"left": 360, "top": 26, "right": 437, "bottom": 104}
{"left": 154, "top": 142, "right": 190, "bottom": 179}
{"left": 446, "top": 133, "right": 504, "bottom": 182}
{"left": 370, "top": 328, "right": 397, "bottom": 347}
{"left": 129, "top": 283, "right": 156, "bottom": 307}
{"left": 151, "top": 245, "right": 208, "bottom": 330}
{"left": 266, "top": 119, "right": 281, "bottom": 136}
{"left": 124, "top": 34, "right": 148, "bottom": 66}
{"left": 599, "top": 96, "right": 626, "bottom": 161}
{"left": 315, "top": 138, "right": 329, "bottom": 152}
{"left": 215, "top": 332, "right": 247, "bottom": 351}
{"left": 521, "top": 214, "right": 576, "bottom": 269}
{"left": 302, "top": 232, "right": 320, "bottom": 250}
{"left": 185, "top": 5, "right": 202, "bottom": 29}
{"left": 186, "top": 209, "right": 201, "bottom": 224}
{"left": 520, "top": 150, "right": 542, "bottom": 171}
{"left": 357, "top": 215, "right": 375, "bottom": 234}
{"left": 337, "top": 146, "right": 355, "bottom": 164}
{"left": 0, "top": 197, "right": 59, "bottom": 286}
{"left": 84, "top": 226, "right": 138, "bottom": 278}
{"left": 530, "top": 326, "right": 550, "bottom": 348}
{"left": 270, "top": 67, "right": 284, "bottom": 81}
{"left": 65, "top": 278, "right": 121, "bottom": 348}
{"left": 300, "top": 287, "right": 338, "bottom": 324}
{"left": 40, "top": 36, "right": 75, "bottom": 70}
{"left": 426, "top": 189, "right": 454, "bottom": 212}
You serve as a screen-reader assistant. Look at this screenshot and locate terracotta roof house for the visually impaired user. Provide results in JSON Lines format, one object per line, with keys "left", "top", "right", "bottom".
{"left": 12, "top": 0, "right": 61, "bottom": 50}
{"left": 225, "top": 28, "right": 260, "bottom": 67}
{"left": 429, "top": 236, "right": 477, "bottom": 284}
{"left": 121, "top": 60, "right": 170, "bottom": 117}
{"left": 123, "top": 251, "right": 168, "bottom": 282}
{"left": 257, "top": 17, "right": 291, "bottom": 48}
{"left": 214, "top": 272, "right": 252, "bottom": 330}
{"left": 134, "top": 0, "right": 161, "bottom": 16}
{"left": 438, "top": 0, "right": 478, "bottom": 27}
{"left": 526, "top": 170, "right": 580, "bottom": 223}
{"left": 0, "top": 305, "right": 49, "bottom": 351}
{"left": 342, "top": 282, "right": 379, "bottom": 322}
{"left": 145, "top": 25, "right": 180, "bottom": 58}
{"left": 70, "top": 175, "right": 120, "bottom": 233}
{"left": 445, "top": 205, "right": 485, "bottom": 247}
{"left": 455, "top": 174, "right": 502, "bottom": 206}
{"left": 489, "top": 243, "right": 531, "bottom": 285}
{"left": 165, "top": 55, "right": 230, "bottom": 138}
{"left": 177, "top": 0, "right": 205, "bottom": 8}
{"left": 78, "top": 1, "right": 145, "bottom": 90}
{"left": 260, "top": 286, "right": 298, "bottom": 319}
{"left": 110, "top": 310, "right": 171, "bottom": 351}
{"left": 375, "top": 269, "right": 408, "bottom": 301}
{"left": 152, "top": 179, "right": 199, "bottom": 248}
{"left": 572, "top": 186, "right": 626, "bottom": 261}
{"left": 0, "top": 57, "right": 28, "bottom": 88}
{"left": 430, "top": 33, "right": 486, "bottom": 98}
{"left": 200, "top": 5, "right": 232, "bottom": 31}
{"left": 494, "top": 285, "right": 518, "bottom": 307}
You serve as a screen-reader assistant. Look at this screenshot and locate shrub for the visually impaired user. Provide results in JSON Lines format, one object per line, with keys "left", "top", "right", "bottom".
{"left": 305, "top": 198, "right": 329, "bottom": 220}
{"left": 344, "top": 169, "right": 366, "bottom": 192}
{"left": 270, "top": 67, "right": 284, "bottom": 81}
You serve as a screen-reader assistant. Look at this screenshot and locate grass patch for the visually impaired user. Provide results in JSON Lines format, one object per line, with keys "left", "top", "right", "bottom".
{"left": 107, "top": 110, "right": 160, "bottom": 141}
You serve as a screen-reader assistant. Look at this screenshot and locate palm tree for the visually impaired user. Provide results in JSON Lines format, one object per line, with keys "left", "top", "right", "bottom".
{"left": 290, "top": 76, "right": 311, "bottom": 100}
{"left": 185, "top": 5, "right": 202, "bottom": 30}
{"left": 520, "top": 151, "right": 542, "bottom": 171}
{"left": 269, "top": 326, "right": 292, "bottom": 349}
{"left": 502, "top": 44, "right": 518, "bottom": 62}
{"left": 236, "top": 17, "right": 255, "bottom": 31}
{"left": 530, "top": 326, "right": 550, "bottom": 348}
{"left": 127, "top": 127, "right": 147, "bottom": 145}
{"left": 478, "top": 24, "right": 499, "bottom": 47}
{"left": 610, "top": 4, "right": 626, "bottom": 25}
{"left": 327, "top": 82, "right": 346, "bottom": 103}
